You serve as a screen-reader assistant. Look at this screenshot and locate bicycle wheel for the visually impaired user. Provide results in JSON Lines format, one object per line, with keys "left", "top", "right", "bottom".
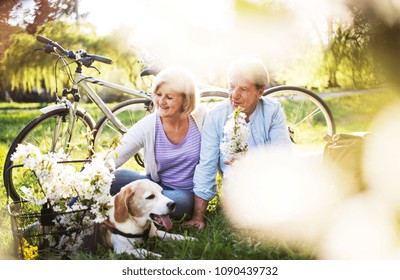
{"left": 93, "top": 98, "right": 153, "bottom": 170}
{"left": 264, "top": 85, "right": 336, "bottom": 150}
{"left": 3, "top": 108, "right": 95, "bottom": 201}
{"left": 200, "top": 88, "right": 229, "bottom": 111}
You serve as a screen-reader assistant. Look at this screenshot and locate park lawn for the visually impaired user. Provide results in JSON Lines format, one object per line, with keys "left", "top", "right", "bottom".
{"left": 1, "top": 103, "right": 310, "bottom": 260}
{"left": 0, "top": 90, "right": 399, "bottom": 259}
{"left": 324, "top": 89, "right": 399, "bottom": 133}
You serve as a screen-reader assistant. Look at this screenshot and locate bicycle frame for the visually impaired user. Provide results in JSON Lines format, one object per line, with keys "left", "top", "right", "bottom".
{"left": 76, "top": 71, "right": 152, "bottom": 132}
{"left": 43, "top": 68, "right": 153, "bottom": 143}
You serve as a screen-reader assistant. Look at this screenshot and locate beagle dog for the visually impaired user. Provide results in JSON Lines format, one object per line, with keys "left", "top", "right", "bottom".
{"left": 98, "top": 179, "right": 194, "bottom": 259}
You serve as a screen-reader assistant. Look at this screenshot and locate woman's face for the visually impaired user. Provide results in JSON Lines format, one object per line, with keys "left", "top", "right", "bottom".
{"left": 154, "top": 83, "right": 185, "bottom": 119}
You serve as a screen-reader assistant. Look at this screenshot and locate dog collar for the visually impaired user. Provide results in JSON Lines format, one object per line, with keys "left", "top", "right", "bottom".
{"left": 106, "top": 224, "right": 151, "bottom": 241}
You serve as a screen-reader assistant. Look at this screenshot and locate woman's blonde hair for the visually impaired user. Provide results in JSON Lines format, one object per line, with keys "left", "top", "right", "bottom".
{"left": 152, "top": 66, "right": 199, "bottom": 114}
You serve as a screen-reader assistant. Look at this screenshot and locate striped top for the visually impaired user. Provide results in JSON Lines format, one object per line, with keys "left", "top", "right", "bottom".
{"left": 155, "top": 114, "right": 201, "bottom": 190}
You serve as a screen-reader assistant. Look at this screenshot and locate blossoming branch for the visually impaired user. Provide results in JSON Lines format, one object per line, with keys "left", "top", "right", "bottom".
{"left": 220, "top": 106, "right": 250, "bottom": 163}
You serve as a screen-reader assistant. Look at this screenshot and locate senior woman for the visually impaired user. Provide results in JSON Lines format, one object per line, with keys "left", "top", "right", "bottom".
{"left": 110, "top": 66, "right": 207, "bottom": 219}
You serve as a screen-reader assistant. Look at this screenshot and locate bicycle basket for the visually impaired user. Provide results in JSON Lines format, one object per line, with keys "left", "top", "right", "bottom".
{"left": 5, "top": 161, "right": 98, "bottom": 260}
{"left": 8, "top": 201, "right": 96, "bottom": 259}
{"left": 8, "top": 200, "right": 97, "bottom": 260}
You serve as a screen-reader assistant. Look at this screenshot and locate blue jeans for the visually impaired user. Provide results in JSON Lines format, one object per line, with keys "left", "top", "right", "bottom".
{"left": 110, "top": 169, "right": 194, "bottom": 219}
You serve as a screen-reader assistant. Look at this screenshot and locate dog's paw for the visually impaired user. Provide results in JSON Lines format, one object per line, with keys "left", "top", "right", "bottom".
{"left": 186, "top": 236, "right": 198, "bottom": 242}
{"left": 157, "top": 230, "right": 197, "bottom": 242}
{"left": 171, "top": 234, "right": 197, "bottom": 242}
{"left": 130, "top": 248, "right": 162, "bottom": 259}
{"left": 146, "top": 251, "right": 162, "bottom": 260}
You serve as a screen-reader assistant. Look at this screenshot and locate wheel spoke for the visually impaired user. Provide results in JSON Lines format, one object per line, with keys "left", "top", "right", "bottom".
{"left": 264, "top": 85, "right": 335, "bottom": 150}
{"left": 293, "top": 107, "right": 321, "bottom": 127}
{"left": 4, "top": 109, "right": 94, "bottom": 201}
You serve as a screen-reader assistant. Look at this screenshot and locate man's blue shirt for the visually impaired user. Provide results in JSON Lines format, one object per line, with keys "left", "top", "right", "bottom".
{"left": 193, "top": 97, "right": 293, "bottom": 201}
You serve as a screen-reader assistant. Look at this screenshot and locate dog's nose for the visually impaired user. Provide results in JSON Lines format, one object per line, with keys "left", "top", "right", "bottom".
{"left": 167, "top": 201, "right": 176, "bottom": 212}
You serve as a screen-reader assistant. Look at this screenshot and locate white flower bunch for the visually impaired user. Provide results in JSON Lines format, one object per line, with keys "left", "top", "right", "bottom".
{"left": 220, "top": 107, "right": 250, "bottom": 163}
{"left": 11, "top": 143, "right": 116, "bottom": 253}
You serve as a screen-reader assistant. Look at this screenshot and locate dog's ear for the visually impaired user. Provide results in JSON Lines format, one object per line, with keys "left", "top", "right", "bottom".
{"left": 114, "top": 186, "right": 135, "bottom": 223}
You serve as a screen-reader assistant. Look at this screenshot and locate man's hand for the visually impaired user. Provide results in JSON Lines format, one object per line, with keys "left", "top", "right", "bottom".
{"left": 184, "top": 217, "right": 206, "bottom": 230}
{"left": 183, "top": 195, "right": 209, "bottom": 230}
{"left": 223, "top": 159, "right": 236, "bottom": 165}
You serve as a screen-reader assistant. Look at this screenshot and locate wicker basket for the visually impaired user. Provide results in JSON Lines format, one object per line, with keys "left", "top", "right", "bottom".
{"left": 8, "top": 200, "right": 97, "bottom": 259}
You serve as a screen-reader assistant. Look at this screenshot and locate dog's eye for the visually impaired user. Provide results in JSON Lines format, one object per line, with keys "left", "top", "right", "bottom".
{"left": 146, "top": 194, "right": 155, "bottom": 200}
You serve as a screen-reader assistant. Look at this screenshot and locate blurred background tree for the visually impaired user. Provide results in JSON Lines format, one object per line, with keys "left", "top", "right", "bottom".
{"left": 323, "top": 3, "right": 377, "bottom": 89}
{"left": 0, "top": 0, "right": 143, "bottom": 102}
{"left": 0, "top": 0, "right": 78, "bottom": 57}
{"left": 363, "top": 2, "right": 400, "bottom": 90}
{"left": 1, "top": 0, "right": 398, "bottom": 102}
{"left": 275, "top": 0, "right": 382, "bottom": 91}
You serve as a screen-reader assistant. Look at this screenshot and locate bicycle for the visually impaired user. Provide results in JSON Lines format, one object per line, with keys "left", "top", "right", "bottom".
{"left": 93, "top": 84, "right": 336, "bottom": 155}
{"left": 3, "top": 35, "right": 335, "bottom": 202}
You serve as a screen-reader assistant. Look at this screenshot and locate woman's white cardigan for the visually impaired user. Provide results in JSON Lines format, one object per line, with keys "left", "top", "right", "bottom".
{"left": 111, "top": 105, "right": 208, "bottom": 183}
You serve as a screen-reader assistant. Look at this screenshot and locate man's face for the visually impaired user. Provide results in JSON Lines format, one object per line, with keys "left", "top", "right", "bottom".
{"left": 228, "top": 76, "right": 263, "bottom": 119}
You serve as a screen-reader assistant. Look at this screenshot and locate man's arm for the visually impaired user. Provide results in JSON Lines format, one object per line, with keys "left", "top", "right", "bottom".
{"left": 269, "top": 101, "right": 293, "bottom": 147}
{"left": 184, "top": 107, "right": 226, "bottom": 229}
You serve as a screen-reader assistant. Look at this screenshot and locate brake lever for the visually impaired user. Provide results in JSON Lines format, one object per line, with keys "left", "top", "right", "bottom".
{"left": 79, "top": 52, "right": 100, "bottom": 74}
{"left": 88, "top": 65, "right": 101, "bottom": 74}
{"left": 44, "top": 44, "right": 56, "bottom": 54}
{"left": 34, "top": 44, "right": 56, "bottom": 54}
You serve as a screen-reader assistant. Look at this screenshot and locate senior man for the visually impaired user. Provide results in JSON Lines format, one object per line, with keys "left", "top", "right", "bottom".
{"left": 184, "top": 57, "right": 293, "bottom": 229}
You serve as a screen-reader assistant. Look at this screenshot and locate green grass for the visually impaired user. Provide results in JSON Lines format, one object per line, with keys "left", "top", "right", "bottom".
{"left": 0, "top": 90, "right": 398, "bottom": 260}
{"left": 324, "top": 90, "right": 400, "bottom": 133}
{"left": 71, "top": 210, "right": 316, "bottom": 260}
{"left": 0, "top": 102, "right": 48, "bottom": 110}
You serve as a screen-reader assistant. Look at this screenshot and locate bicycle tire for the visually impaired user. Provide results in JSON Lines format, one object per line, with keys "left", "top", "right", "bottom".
{"left": 200, "top": 89, "right": 229, "bottom": 99}
{"left": 3, "top": 108, "right": 95, "bottom": 201}
{"left": 93, "top": 98, "right": 153, "bottom": 170}
{"left": 200, "top": 88, "right": 229, "bottom": 111}
{"left": 263, "top": 85, "right": 336, "bottom": 149}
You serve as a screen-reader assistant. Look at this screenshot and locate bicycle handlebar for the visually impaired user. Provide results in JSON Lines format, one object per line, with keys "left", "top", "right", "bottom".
{"left": 140, "top": 68, "right": 160, "bottom": 77}
{"left": 36, "top": 35, "right": 113, "bottom": 65}
{"left": 87, "top": 54, "right": 113, "bottom": 65}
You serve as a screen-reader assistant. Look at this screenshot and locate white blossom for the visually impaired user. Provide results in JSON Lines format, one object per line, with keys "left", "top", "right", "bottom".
{"left": 11, "top": 143, "right": 115, "bottom": 254}
{"left": 220, "top": 107, "right": 250, "bottom": 163}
